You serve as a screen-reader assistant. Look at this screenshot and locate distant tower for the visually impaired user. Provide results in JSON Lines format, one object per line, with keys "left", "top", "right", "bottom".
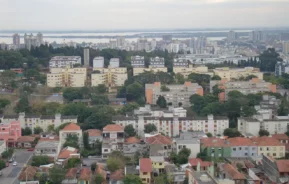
{"left": 36, "top": 32, "right": 43, "bottom": 46}
{"left": 84, "top": 48, "right": 90, "bottom": 67}
{"left": 12, "top": 34, "right": 20, "bottom": 49}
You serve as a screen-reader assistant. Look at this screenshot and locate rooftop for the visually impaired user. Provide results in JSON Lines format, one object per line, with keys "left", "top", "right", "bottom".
{"left": 86, "top": 129, "right": 102, "bottom": 137}
{"left": 62, "top": 123, "right": 81, "bottom": 131}
{"left": 146, "top": 134, "right": 172, "bottom": 145}
{"left": 65, "top": 168, "right": 77, "bottom": 179}
{"left": 18, "top": 166, "right": 38, "bottom": 181}
{"left": 103, "top": 124, "right": 124, "bottom": 132}
{"left": 17, "top": 136, "right": 36, "bottom": 142}
{"left": 110, "top": 169, "right": 124, "bottom": 181}
{"left": 276, "top": 160, "right": 289, "bottom": 173}
{"left": 125, "top": 137, "right": 140, "bottom": 144}
{"left": 271, "top": 134, "right": 289, "bottom": 140}
{"left": 189, "top": 158, "right": 212, "bottom": 167}
{"left": 226, "top": 137, "right": 256, "bottom": 146}
{"left": 222, "top": 163, "right": 246, "bottom": 180}
{"left": 250, "top": 136, "right": 284, "bottom": 146}
{"left": 58, "top": 146, "right": 79, "bottom": 159}
{"left": 200, "top": 138, "right": 228, "bottom": 148}
{"left": 140, "top": 158, "right": 152, "bottom": 172}
{"left": 191, "top": 171, "right": 217, "bottom": 184}
{"left": 79, "top": 168, "right": 91, "bottom": 181}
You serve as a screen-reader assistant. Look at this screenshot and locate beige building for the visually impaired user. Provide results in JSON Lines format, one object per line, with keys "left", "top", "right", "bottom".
{"left": 213, "top": 67, "right": 263, "bottom": 81}
{"left": 59, "top": 123, "right": 83, "bottom": 146}
{"left": 47, "top": 67, "right": 87, "bottom": 87}
{"left": 91, "top": 67, "right": 127, "bottom": 87}
{"left": 173, "top": 65, "right": 213, "bottom": 78}
{"left": 133, "top": 66, "right": 168, "bottom": 76}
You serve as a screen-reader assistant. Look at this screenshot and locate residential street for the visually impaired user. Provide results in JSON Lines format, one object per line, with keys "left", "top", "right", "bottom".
{"left": 1, "top": 149, "right": 34, "bottom": 184}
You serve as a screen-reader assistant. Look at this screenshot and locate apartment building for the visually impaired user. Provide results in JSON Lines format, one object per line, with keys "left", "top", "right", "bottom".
{"left": 150, "top": 57, "right": 165, "bottom": 68}
{"left": 145, "top": 82, "right": 203, "bottom": 107}
{"left": 0, "top": 113, "right": 77, "bottom": 133}
{"left": 47, "top": 67, "right": 87, "bottom": 87}
{"left": 210, "top": 78, "right": 276, "bottom": 101}
{"left": 91, "top": 67, "right": 127, "bottom": 87}
{"left": 133, "top": 66, "right": 167, "bottom": 76}
{"left": 173, "top": 132, "right": 201, "bottom": 157}
{"left": 173, "top": 58, "right": 189, "bottom": 67}
{"left": 49, "top": 56, "right": 81, "bottom": 68}
{"left": 93, "top": 57, "right": 104, "bottom": 68}
{"left": 131, "top": 55, "right": 145, "bottom": 68}
{"left": 59, "top": 123, "right": 83, "bottom": 146}
{"left": 0, "top": 121, "right": 21, "bottom": 147}
{"left": 110, "top": 58, "right": 120, "bottom": 68}
{"left": 173, "top": 65, "right": 213, "bottom": 78}
{"left": 139, "top": 158, "right": 152, "bottom": 184}
{"left": 251, "top": 136, "right": 285, "bottom": 158}
{"left": 213, "top": 67, "right": 263, "bottom": 81}
{"left": 275, "top": 61, "right": 289, "bottom": 76}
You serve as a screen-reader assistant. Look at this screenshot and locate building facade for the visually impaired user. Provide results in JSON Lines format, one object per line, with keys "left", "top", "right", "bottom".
{"left": 0, "top": 121, "right": 21, "bottom": 147}
{"left": 275, "top": 61, "right": 289, "bottom": 76}
{"left": 173, "top": 65, "right": 213, "bottom": 78}
{"left": 12, "top": 33, "right": 20, "bottom": 49}
{"left": 213, "top": 67, "right": 263, "bottom": 81}
{"left": 133, "top": 67, "right": 167, "bottom": 76}
{"left": 150, "top": 57, "right": 165, "bottom": 68}
{"left": 145, "top": 82, "right": 203, "bottom": 107}
{"left": 59, "top": 123, "right": 83, "bottom": 146}
{"left": 131, "top": 55, "right": 145, "bottom": 68}
{"left": 91, "top": 67, "right": 127, "bottom": 87}
{"left": 84, "top": 48, "right": 90, "bottom": 67}
{"left": 93, "top": 57, "right": 104, "bottom": 68}
{"left": 110, "top": 58, "right": 120, "bottom": 68}
{"left": 49, "top": 56, "right": 81, "bottom": 68}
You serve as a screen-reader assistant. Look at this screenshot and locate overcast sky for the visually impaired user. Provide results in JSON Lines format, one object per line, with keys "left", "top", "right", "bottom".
{"left": 1, "top": 0, "right": 289, "bottom": 30}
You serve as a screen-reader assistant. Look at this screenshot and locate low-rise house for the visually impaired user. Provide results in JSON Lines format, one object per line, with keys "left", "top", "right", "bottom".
{"left": 78, "top": 167, "right": 92, "bottom": 184}
{"left": 18, "top": 166, "right": 38, "bottom": 184}
{"left": 217, "top": 163, "right": 246, "bottom": 184}
{"left": 0, "top": 140, "right": 7, "bottom": 155}
{"left": 108, "top": 97, "right": 127, "bottom": 105}
{"left": 62, "top": 168, "right": 78, "bottom": 184}
{"left": 0, "top": 120, "right": 21, "bottom": 147}
{"left": 251, "top": 136, "right": 285, "bottom": 158}
{"left": 123, "top": 137, "right": 147, "bottom": 157}
{"left": 272, "top": 134, "right": 289, "bottom": 152}
{"left": 125, "top": 165, "right": 139, "bottom": 176}
{"left": 200, "top": 138, "right": 231, "bottom": 158}
{"left": 59, "top": 123, "right": 83, "bottom": 146}
{"left": 261, "top": 154, "right": 289, "bottom": 183}
{"left": 102, "top": 124, "right": 124, "bottom": 159}
{"left": 187, "top": 170, "right": 224, "bottom": 184}
{"left": 110, "top": 169, "right": 124, "bottom": 184}
{"left": 17, "top": 136, "right": 36, "bottom": 148}
{"left": 140, "top": 158, "right": 152, "bottom": 184}
{"left": 34, "top": 140, "right": 61, "bottom": 159}
{"left": 96, "top": 164, "right": 107, "bottom": 183}
{"left": 226, "top": 137, "right": 258, "bottom": 158}
{"left": 189, "top": 158, "right": 213, "bottom": 172}
{"left": 45, "top": 94, "right": 64, "bottom": 104}
{"left": 150, "top": 156, "right": 165, "bottom": 175}
{"left": 174, "top": 132, "right": 201, "bottom": 157}
{"left": 146, "top": 134, "right": 172, "bottom": 157}
{"left": 164, "top": 164, "right": 186, "bottom": 184}
{"left": 57, "top": 146, "right": 79, "bottom": 165}
{"left": 85, "top": 129, "right": 102, "bottom": 146}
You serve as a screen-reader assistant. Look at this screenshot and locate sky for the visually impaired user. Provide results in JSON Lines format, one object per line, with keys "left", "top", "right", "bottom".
{"left": 1, "top": 0, "right": 289, "bottom": 30}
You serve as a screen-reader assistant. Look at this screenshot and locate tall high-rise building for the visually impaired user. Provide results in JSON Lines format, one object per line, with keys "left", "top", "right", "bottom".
{"left": 116, "top": 36, "right": 125, "bottom": 47}
{"left": 36, "top": 32, "right": 44, "bottom": 46}
{"left": 24, "top": 32, "right": 43, "bottom": 50}
{"left": 283, "top": 41, "right": 289, "bottom": 55}
{"left": 249, "top": 31, "right": 266, "bottom": 42}
{"left": 227, "top": 30, "right": 237, "bottom": 42}
{"left": 84, "top": 48, "right": 90, "bottom": 67}
{"left": 162, "top": 35, "right": 172, "bottom": 43}
{"left": 12, "top": 34, "right": 20, "bottom": 49}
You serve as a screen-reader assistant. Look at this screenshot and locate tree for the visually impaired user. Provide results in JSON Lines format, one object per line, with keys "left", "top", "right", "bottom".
{"left": 123, "top": 174, "right": 142, "bottom": 184}
{"left": 0, "top": 160, "right": 6, "bottom": 170}
{"left": 65, "top": 158, "right": 81, "bottom": 168}
{"left": 91, "top": 162, "right": 97, "bottom": 172}
{"left": 206, "top": 133, "right": 213, "bottom": 137}
{"left": 63, "top": 88, "right": 83, "bottom": 102}
{"left": 91, "top": 95, "right": 109, "bottom": 105}
{"left": 177, "top": 148, "right": 191, "bottom": 164}
{"left": 94, "top": 173, "right": 105, "bottom": 184}
{"left": 31, "top": 155, "right": 50, "bottom": 166}
{"left": 227, "top": 90, "right": 243, "bottom": 99}
{"left": 33, "top": 127, "right": 43, "bottom": 134}
{"left": 212, "top": 84, "right": 224, "bottom": 97}
{"left": 126, "top": 82, "right": 144, "bottom": 100}
{"left": 95, "top": 84, "right": 107, "bottom": 93}
{"left": 223, "top": 128, "right": 242, "bottom": 138}
{"left": 83, "top": 132, "right": 90, "bottom": 149}
{"left": 156, "top": 96, "right": 167, "bottom": 108}
{"left": 175, "top": 73, "right": 185, "bottom": 84}
{"left": 119, "top": 103, "right": 139, "bottom": 115}
{"left": 154, "top": 174, "right": 166, "bottom": 184}
{"left": 211, "top": 75, "right": 221, "bottom": 80}
{"left": 161, "top": 85, "right": 170, "bottom": 92}
{"left": 63, "top": 134, "right": 79, "bottom": 149}
{"left": 49, "top": 166, "right": 66, "bottom": 184}
{"left": 259, "top": 129, "right": 270, "bottom": 137}
{"left": 183, "top": 177, "right": 189, "bottom": 184}
{"left": 15, "top": 94, "right": 31, "bottom": 113}
{"left": 107, "top": 157, "right": 124, "bottom": 172}
{"left": 144, "top": 124, "right": 157, "bottom": 133}
{"left": 22, "top": 127, "right": 32, "bottom": 136}
{"left": 124, "top": 125, "right": 136, "bottom": 137}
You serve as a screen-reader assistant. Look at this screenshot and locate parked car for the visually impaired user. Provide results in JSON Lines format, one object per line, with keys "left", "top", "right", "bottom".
{"left": 27, "top": 148, "right": 34, "bottom": 151}
{"left": 8, "top": 158, "right": 13, "bottom": 163}
{"left": 12, "top": 161, "right": 17, "bottom": 166}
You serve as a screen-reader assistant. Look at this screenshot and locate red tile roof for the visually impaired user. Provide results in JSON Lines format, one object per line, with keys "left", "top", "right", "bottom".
{"left": 18, "top": 166, "right": 38, "bottom": 181}
{"left": 272, "top": 134, "right": 289, "bottom": 140}
{"left": 39, "top": 136, "right": 59, "bottom": 142}
{"left": 189, "top": 158, "right": 212, "bottom": 167}
{"left": 17, "top": 136, "right": 35, "bottom": 142}
{"left": 96, "top": 164, "right": 107, "bottom": 181}
{"left": 223, "top": 163, "right": 246, "bottom": 180}
{"left": 62, "top": 123, "right": 81, "bottom": 131}
{"left": 250, "top": 136, "right": 284, "bottom": 146}
{"left": 140, "top": 158, "right": 152, "bottom": 172}
{"left": 58, "top": 147, "right": 79, "bottom": 159}
{"left": 125, "top": 137, "right": 140, "bottom": 144}
{"left": 103, "top": 124, "right": 124, "bottom": 132}
{"left": 146, "top": 134, "right": 172, "bottom": 145}
{"left": 86, "top": 129, "right": 102, "bottom": 137}
{"left": 276, "top": 160, "right": 289, "bottom": 173}
{"left": 79, "top": 168, "right": 91, "bottom": 181}
{"left": 200, "top": 138, "right": 228, "bottom": 148}
{"left": 227, "top": 137, "right": 255, "bottom": 146}
{"left": 65, "top": 168, "right": 77, "bottom": 179}
{"left": 110, "top": 169, "right": 124, "bottom": 181}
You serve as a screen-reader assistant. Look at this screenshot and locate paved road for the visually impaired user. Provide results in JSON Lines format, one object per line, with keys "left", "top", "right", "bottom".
{"left": 1, "top": 149, "right": 34, "bottom": 184}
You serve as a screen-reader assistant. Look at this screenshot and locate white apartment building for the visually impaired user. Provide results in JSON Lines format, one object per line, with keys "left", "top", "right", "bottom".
{"left": 0, "top": 113, "right": 77, "bottom": 133}
{"left": 213, "top": 67, "right": 263, "bottom": 81}
{"left": 93, "top": 57, "right": 104, "bottom": 68}
{"left": 173, "top": 65, "right": 213, "bottom": 78}
{"left": 47, "top": 67, "right": 87, "bottom": 87}
{"left": 49, "top": 56, "right": 81, "bottom": 68}
{"left": 110, "top": 58, "right": 120, "bottom": 68}
{"left": 173, "top": 58, "right": 189, "bottom": 68}
{"left": 91, "top": 67, "right": 127, "bottom": 87}
{"left": 150, "top": 57, "right": 165, "bottom": 68}
{"left": 131, "top": 55, "right": 145, "bottom": 68}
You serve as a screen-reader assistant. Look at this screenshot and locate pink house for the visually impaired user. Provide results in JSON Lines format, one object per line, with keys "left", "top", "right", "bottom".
{"left": 0, "top": 121, "right": 22, "bottom": 147}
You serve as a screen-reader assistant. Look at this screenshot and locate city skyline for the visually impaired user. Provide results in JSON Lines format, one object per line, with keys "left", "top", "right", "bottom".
{"left": 1, "top": 0, "right": 289, "bottom": 30}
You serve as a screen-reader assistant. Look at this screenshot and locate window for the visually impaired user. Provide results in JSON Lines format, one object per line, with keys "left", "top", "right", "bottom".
{"left": 267, "top": 147, "right": 270, "bottom": 151}
{"left": 143, "top": 172, "right": 148, "bottom": 175}
{"left": 233, "top": 148, "right": 236, "bottom": 151}
{"left": 273, "top": 153, "right": 276, "bottom": 156}
{"left": 104, "top": 149, "right": 108, "bottom": 152}
{"left": 239, "top": 147, "right": 242, "bottom": 150}
{"left": 245, "top": 153, "right": 248, "bottom": 156}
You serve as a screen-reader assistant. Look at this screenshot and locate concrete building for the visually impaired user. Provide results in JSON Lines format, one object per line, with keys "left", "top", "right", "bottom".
{"left": 139, "top": 158, "right": 152, "bottom": 184}
{"left": 211, "top": 78, "right": 276, "bottom": 101}
{"left": 110, "top": 58, "right": 120, "bottom": 68}
{"left": 283, "top": 41, "right": 289, "bottom": 55}
{"left": 49, "top": 56, "right": 82, "bottom": 68}
{"left": 93, "top": 57, "right": 104, "bottom": 68}
{"left": 275, "top": 61, "right": 289, "bottom": 76}
{"left": 12, "top": 33, "right": 20, "bottom": 49}
{"left": 174, "top": 132, "right": 201, "bottom": 157}
{"left": 173, "top": 58, "right": 189, "bottom": 67}
{"left": 227, "top": 137, "right": 258, "bottom": 158}
{"left": 133, "top": 66, "right": 167, "bottom": 76}
{"left": 116, "top": 36, "right": 125, "bottom": 47}
{"left": 213, "top": 67, "right": 263, "bottom": 81}
{"left": 173, "top": 65, "right": 213, "bottom": 78}
{"left": 0, "top": 121, "right": 21, "bottom": 147}
{"left": 59, "top": 123, "right": 83, "bottom": 146}
{"left": 47, "top": 67, "right": 87, "bottom": 87}
{"left": 162, "top": 35, "right": 172, "bottom": 43}
{"left": 0, "top": 140, "right": 7, "bottom": 155}
{"left": 150, "top": 57, "right": 165, "bottom": 68}
{"left": 84, "top": 48, "right": 90, "bottom": 67}
{"left": 249, "top": 31, "right": 267, "bottom": 42}
{"left": 251, "top": 136, "right": 285, "bottom": 158}
{"left": 91, "top": 67, "right": 127, "bottom": 87}
{"left": 145, "top": 82, "right": 203, "bottom": 107}
{"left": 146, "top": 134, "right": 173, "bottom": 157}
{"left": 85, "top": 129, "right": 102, "bottom": 146}
{"left": 131, "top": 55, "right": 145, "bottom": 68}
{"left": 24, "top": 33, "right": 43, "bottom": 50}
{"left": 35, "top": 140, "right": 61, "bottom": 159}
{"left": 227, "top": 30, "right": 237, "bottom": 42}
